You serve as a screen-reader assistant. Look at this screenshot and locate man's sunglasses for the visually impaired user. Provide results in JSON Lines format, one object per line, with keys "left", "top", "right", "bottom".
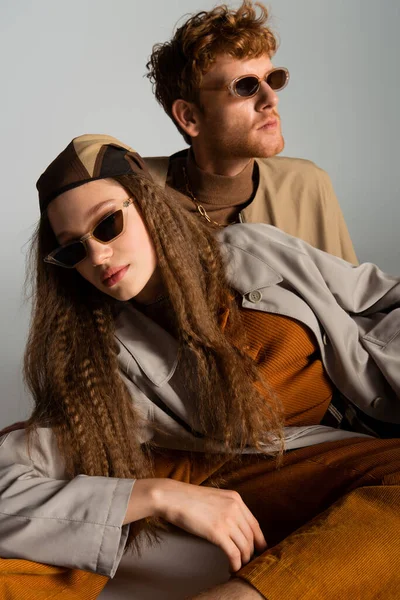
{"left": 44, "top": 198, "right": 133, "bottom": 268}
{"left": 203, "top": 67, "right": 289, "bottom": 99}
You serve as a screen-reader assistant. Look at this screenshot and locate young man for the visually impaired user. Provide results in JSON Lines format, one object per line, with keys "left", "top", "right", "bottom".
{"left": 145, "top": 0, "right": 358, "bottom": 264}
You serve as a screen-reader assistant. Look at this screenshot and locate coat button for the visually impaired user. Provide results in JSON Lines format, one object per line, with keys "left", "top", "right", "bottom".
{"left": 248, "top": 290, "right": 262, "bottom": 303}
{"left": 322, "top": 333, "right": 328, "bottom": 345}
{"left": 371, "top": 396, "right": 384, "bottom": 409}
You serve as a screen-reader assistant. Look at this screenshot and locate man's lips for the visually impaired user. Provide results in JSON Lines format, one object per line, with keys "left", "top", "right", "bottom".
{"left": 102, "top": 265, "right": 130, "bottom": 288}
{"left": 258, "top": 118, "right": 279, "bottom": 130}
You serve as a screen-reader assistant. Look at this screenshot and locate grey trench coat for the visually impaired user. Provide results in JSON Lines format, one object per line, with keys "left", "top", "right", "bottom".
{"left": 0, "top": 223, "right": 399, "bottom": 575}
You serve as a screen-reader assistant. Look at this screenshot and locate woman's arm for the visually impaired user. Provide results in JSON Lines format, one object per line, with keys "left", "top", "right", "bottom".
{"left": 0, "top": 428, "right": 133, "bottom": 577}
{"left": 125, "top": 477, "right": 267, "bottom": 573}
{"left": 0, "top": 427, "right": 266, "bottom": 576}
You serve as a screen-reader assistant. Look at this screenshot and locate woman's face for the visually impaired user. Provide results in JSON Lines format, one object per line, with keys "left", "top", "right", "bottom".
{"left": 47, "top": 178, "right": 162, "bottom": 303}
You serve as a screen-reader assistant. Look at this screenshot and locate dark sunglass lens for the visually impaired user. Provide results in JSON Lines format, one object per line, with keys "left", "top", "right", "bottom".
{"left": 267, "top": 69, "right": 287, "bottom": 91}
{"left": 235, "top": 76, "right": 260, "bottom": 97}
{"left": 94, "top": 209, "right": 124, "bottom": 242}
{"left": 54, "top": 242, "right": 86, "bottom": 267}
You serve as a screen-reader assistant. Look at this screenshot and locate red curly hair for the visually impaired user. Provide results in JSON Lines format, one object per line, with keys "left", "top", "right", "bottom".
{"left": 146, "top": 1, "right": 279, "bottom": 143}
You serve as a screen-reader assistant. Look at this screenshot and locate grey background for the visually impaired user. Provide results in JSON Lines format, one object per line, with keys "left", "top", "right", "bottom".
{"left": 0, "top": 0, "right": 399, "bottom": 427}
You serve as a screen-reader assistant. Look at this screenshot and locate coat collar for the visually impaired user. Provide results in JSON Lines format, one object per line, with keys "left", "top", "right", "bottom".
{"left": 114, "top": 302, "right": 179, "bottom": 387}
{"left": 218, "top": 226, "right": 283, "bottom": 294}
{"left": 114, "top": 229, "right": 282, "bottom": 386}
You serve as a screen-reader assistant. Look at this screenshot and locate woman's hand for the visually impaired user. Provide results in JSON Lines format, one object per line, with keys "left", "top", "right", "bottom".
{"left": 125, "top": 478, "right": 267, "bottom": 572}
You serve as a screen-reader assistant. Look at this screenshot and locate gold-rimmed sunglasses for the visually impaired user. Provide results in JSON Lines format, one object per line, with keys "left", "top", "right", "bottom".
{"left": 202, "top": 67, "right": 290, "bottom": 99}
{"left": 44, "top": 198, "right": 134, "bottom": 268}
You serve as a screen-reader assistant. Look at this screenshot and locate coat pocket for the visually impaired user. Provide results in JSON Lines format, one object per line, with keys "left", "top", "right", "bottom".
{"left": 362, "top": 307, "right": 400, "bottom": 349}
{"left": 361, "top": 309, "right": 400, "bottom": 411}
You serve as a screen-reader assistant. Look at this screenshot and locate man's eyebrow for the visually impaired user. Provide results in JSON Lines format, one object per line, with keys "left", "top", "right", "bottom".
{"left": 56, "top": 198, "right": 118, "bottom": 243}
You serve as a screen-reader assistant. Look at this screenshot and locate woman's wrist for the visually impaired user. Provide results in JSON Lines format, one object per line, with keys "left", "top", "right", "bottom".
{"left": 123, "top": 477, "right": 176, "bottom": 525}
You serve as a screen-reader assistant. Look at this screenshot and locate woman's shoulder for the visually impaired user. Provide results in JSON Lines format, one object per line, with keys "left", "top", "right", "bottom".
{"left": 0, "top": 425, "right": 65, "bottom": 478}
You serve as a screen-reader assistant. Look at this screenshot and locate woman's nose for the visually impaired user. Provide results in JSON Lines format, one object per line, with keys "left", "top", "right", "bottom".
{"left": 85, "top": 238, "right": 113, "bottom": 266}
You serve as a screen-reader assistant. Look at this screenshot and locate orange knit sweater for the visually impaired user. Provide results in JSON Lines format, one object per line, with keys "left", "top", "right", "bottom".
{"left": 222, "top": 305, "right": 334, "bottom": 426}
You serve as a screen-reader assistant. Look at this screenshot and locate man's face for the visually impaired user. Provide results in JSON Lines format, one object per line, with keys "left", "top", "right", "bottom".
{"left": 193, "top": 53, "right": 285, "bottom": 161}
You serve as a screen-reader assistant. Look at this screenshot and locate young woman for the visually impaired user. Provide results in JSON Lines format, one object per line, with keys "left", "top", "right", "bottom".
{"left": 0, "top": 134, "right": 399, "bottom": 600}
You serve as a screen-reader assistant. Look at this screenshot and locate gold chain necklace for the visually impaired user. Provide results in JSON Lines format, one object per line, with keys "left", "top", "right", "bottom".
{"left": 182, "top": 166, "right": 224, "bottom": 228}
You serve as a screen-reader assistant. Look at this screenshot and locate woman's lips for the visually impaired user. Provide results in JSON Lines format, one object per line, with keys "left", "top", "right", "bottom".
{"left": 103, "top": 265, "right": 130, "bottom": 287}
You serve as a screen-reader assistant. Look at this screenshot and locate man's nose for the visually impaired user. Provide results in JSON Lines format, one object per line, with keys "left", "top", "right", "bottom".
{"left": 85, "top": 238, "right": 113, "bottom": 266}
{"left": 257, "top": 80, "right": 279, "bottom": 109}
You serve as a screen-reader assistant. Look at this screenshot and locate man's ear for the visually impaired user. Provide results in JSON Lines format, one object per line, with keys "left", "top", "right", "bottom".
{"left": 172, "top": 99, "right": 201, "bottom": 139}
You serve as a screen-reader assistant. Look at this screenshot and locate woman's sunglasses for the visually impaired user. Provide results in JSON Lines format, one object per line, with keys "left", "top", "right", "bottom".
{"left": 44, "top": 198, "right": 133, "bottom": 268}
{"left": 202, "top": 67, "right": 289, "bottom": 99}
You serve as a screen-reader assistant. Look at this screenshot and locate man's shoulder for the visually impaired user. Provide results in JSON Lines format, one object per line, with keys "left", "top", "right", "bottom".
{"left": 142, "top": 155, "right": 170, "bottom": 187}
{"left": 143, "top": 153, "right": 324, "bottom": 171}
{"left": 256, "top": 155, "right": 328, "bottom": 181}
{"left": 143, "top": 149, "right": 187, "bottom": 167}
{"left": 142, "top": 152, "right": 332, "bottom": 193}
{"left": 254, "top": 156, "right": 334, "bottom": 202}
{"left": 143, "top": 150, "right": 187, "bottom": 188}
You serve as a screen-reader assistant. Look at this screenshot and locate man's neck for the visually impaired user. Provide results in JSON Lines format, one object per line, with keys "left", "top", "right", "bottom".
{"left": 192, "top": 145, "right": 252, "bottom": 177}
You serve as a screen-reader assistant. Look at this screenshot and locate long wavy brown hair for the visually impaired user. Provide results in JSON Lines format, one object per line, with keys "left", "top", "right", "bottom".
{"left": 146, "top": 0, "right": 278, "bottom": 143}
{"left": 24, "top": 173, "right": 283, "bottom": 549}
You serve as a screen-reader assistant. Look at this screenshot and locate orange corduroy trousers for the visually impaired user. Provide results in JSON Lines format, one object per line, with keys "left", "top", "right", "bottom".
{"left": 1, "top": 436, "right": 399, "bottom": 599}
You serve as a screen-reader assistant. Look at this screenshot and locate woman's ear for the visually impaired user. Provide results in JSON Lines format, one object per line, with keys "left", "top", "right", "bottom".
{"left": 172, "top": 99, "right": 201, "bottom": 140}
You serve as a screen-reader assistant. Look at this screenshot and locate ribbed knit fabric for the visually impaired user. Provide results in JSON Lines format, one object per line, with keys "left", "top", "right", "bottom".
{"left": 0, "top": 558, "right": 108, "bottom": 599}
{"left": 166, "top": 150, "right": 257, "bottom": 225}
{"left": 221, "top": 304, "right": 334, "bottom": 425}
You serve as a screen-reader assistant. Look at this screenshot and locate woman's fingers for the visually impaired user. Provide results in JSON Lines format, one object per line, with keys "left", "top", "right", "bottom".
{"left": 236, "top": 499, "right": 267, "bottom": 554}
{"left": 153, "top": 479, "right": 268, "bottom": 569}
{"left": 245, "top": 509, "right": 268, "bottom": 553}
{"left": 230, "top": 525, "right": 254, "bottom": 569}
{"left": 220, "top": 516, "right": 264, "bottom": 572}
{"left": 233, "top": 509, "right": 267, "bottom": 568}
{"left": 218, "top": 535, "right": 246, "bottom": 573}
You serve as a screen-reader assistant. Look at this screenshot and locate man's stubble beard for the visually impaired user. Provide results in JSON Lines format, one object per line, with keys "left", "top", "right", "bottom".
{"left": 207, "top": 120, "right": 285, "bottom": 160}
{"left": 246, "top": 133, "right": 285, "bottom": 159}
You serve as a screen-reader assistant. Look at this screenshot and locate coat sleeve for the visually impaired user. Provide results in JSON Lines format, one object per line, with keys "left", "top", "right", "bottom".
{"left": 0, "top": 427, "right": 134, "bottom": 577}
{"left": 236, "top": 223, "right": 400, "bottom": 315}
{"left": 287, "top": 234, "right": 400, "bottom": 316}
